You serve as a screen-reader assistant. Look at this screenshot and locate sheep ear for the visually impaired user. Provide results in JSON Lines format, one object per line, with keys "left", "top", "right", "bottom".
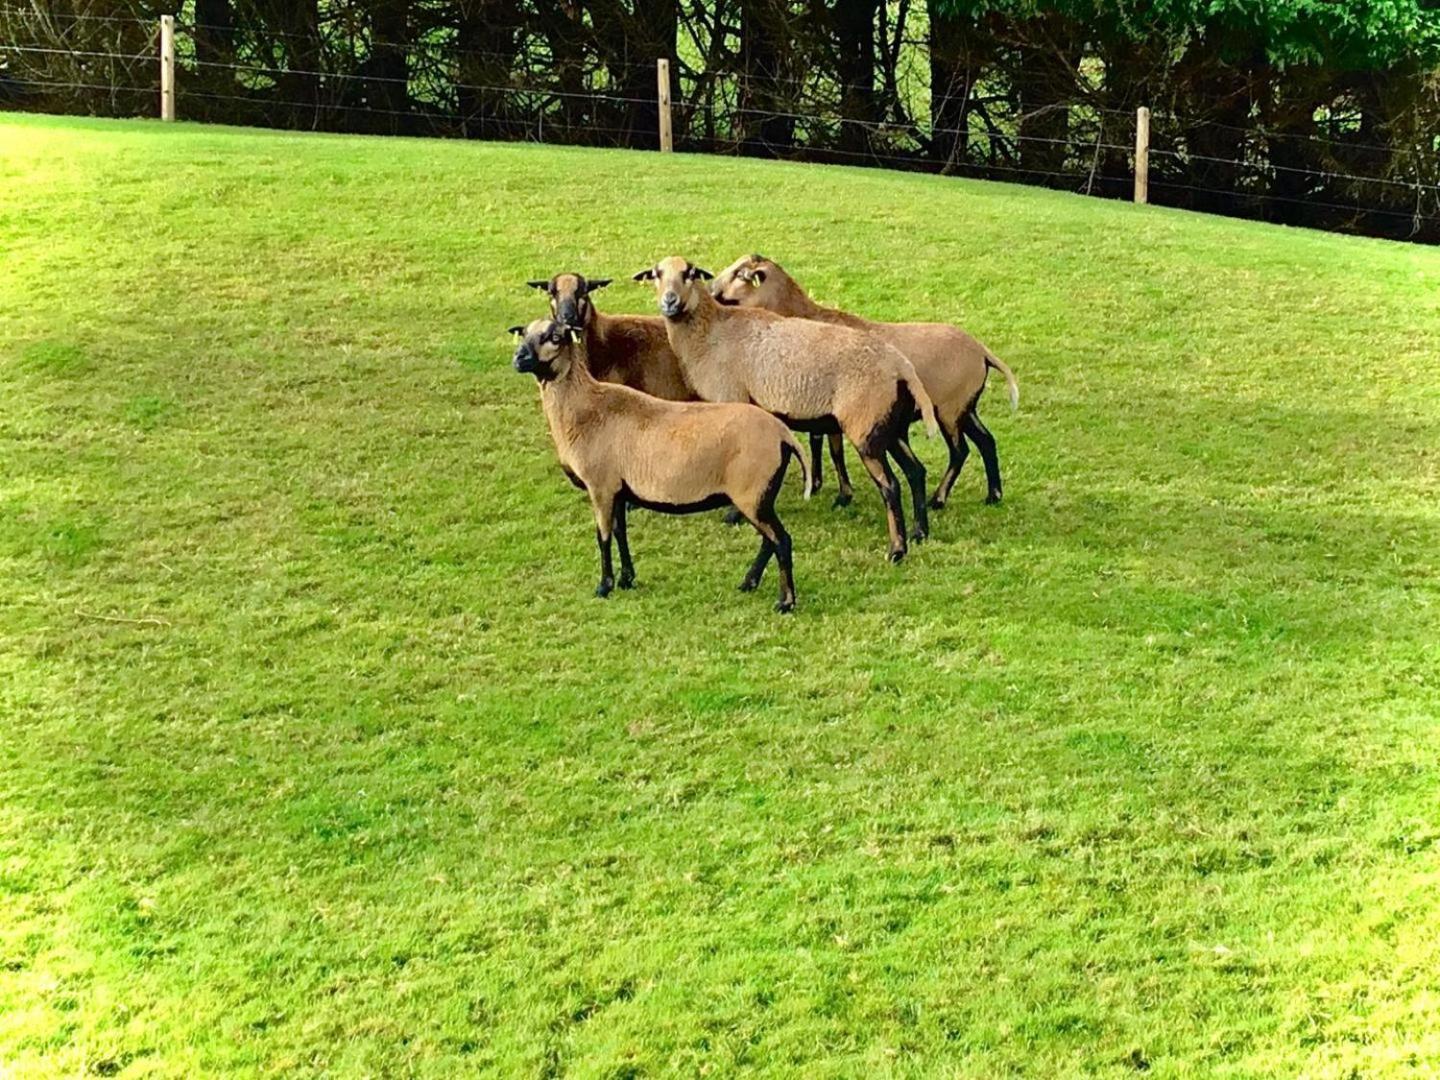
{"left": 632, "top": 268, "right": 657, "bottom": 281}
{"left": 586, "top": 278, "right": 612, "bottom": 292}
{"left": 687, "top": 265, "right": 714, "bottom": 281}
{"left": 525, "top": 280, "right": 550, "bottom": 291}
{"left": 507, "top": 325, "right": 526, "bottom": 336}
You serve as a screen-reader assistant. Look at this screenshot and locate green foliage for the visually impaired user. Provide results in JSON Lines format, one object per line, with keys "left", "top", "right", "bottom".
{"left": 3, "top": 114, "right": 1440, "bottom": 1076}
{"left": 938, "top": 0, "right": 1440, "bottom": 67}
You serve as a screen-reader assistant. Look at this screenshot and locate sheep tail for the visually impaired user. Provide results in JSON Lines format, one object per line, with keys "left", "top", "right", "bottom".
{"left": 783, "top": 430, "right": 814, "bottom": 500}
{"left": 985, "top": 352, "right": 1020, "bottom": 411}
{"left": 905, "top": 372, "right": 940, "bottom": 439}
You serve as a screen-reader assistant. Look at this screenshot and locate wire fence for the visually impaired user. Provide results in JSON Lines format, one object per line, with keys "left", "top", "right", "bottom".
{"left": 3, "top": 8, "right": 1438, "bottom": 243}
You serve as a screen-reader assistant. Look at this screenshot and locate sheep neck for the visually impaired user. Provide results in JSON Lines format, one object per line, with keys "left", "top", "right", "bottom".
{"left": 538, "top": 355, "right": 605, "bottom": 454}
{"left": 782, "top": 278, "right": 868, "bottom": 329}
{"left": 774, "top": 278, "right": 827, "bottom": 319}
{"left": 663, "top": 290, "right": 722, "bottom": 380}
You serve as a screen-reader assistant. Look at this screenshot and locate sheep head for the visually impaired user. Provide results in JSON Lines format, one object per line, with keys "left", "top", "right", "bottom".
{"left": 633, "top": 256, "right": 713, "bottom": 321}
{"left": 510, "top": 318, "right": 583, "bottom": 381}
{"left": 710, "top": 253, "right": 781, "bottom": 308}
{"left": 526, "top": 273, "right": 612, "bottom": 331}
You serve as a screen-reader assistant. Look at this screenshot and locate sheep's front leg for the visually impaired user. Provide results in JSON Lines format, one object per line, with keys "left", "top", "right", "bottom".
{"left": 613, "top": 499, "right": 636, "bottom": 589}
{"left": 591, "top": 491, "right": 617, "bottom": 598}
{"left": 889, "top": 435, "right": 929, "bottom": 542}
{"left": 808, "top": 433, "right": 825, "bottom": 492}
{"left": 828, "top": 432, "right": 854, "bottom": 507}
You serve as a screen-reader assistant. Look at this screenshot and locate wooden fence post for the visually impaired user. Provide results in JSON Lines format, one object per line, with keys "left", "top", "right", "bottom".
{"left": 159, "top": 14, "right": 175, "bottom": 121}
{"left": 1134, "top": 106, "right": 1150, "bottom": 204}
{"left": 656, "top": 58, "right": 672, "bottom": 152}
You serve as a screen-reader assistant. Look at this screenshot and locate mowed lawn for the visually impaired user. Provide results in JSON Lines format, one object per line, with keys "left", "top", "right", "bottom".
{"left": 2, "top": 113, "right": 1439, "bottom": 1077}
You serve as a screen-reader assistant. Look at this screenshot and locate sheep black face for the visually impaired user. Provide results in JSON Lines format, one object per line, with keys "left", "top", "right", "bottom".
{"left": 710, "top": 254, "right": 773, "bottom": 307}
{"left": 527, "top": 273, "right": 612, "bottom": 332}
{"left": 511, "top": 319, "right": 580, "bottom": 381}
{"left": 633, "top": 256, "right": 713, "bottom": 321}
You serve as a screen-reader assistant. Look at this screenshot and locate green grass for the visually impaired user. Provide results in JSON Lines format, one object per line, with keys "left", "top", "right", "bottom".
{"left": 2, "top": 113, "right": 1439, "bottom": 1078}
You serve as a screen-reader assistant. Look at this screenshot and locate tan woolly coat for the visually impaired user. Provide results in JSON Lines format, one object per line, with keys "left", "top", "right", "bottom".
{"left": 583, "top": 310, "right": 695, "bottom": 403}
{"left": 711, "top": 255, "right": 1018, "bottom": 428}
{"left": 523, "top": 324, "right": 810, "bottom": 518}
{"left": 645, "top": 262, "right": 938, "bottom": 448}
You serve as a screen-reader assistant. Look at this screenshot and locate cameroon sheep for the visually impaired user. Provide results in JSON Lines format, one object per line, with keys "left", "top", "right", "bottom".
{"left": 711, "top": 254, "right": 1019, "bottom": 508}
{"left": 510, "top": 318, "right": 812, "bottom": 613}
{"left": 526, "top": 272, "right": 693, "bottom": 402}
{"left": 634, "top": 256, "right": 938, "bottom": 563}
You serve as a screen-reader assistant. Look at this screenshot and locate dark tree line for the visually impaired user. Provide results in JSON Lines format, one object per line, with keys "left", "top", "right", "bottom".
{"left": 4, "top": 0, "right": 1439, "bottom": 240}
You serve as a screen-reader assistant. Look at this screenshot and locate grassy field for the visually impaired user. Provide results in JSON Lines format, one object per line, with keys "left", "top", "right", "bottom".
{"left": 2, "top": 113, "right": 1439, "bottom": 1077}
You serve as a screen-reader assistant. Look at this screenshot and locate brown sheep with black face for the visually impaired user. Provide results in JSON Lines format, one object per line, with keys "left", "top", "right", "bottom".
{"left": 510, "top": 318, "right": 811, "bottom": 613}
{"left": 711, "top": 254, "right": 1018, "bottom": 508}
{"left": 526, "top": 272, "right": 693, "bottom": 402}
{"left": 634, "top": 255, "right": 938, "bottom": 563}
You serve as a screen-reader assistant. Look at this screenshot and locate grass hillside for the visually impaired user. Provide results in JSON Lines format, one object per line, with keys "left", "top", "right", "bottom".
{"left": 2, "top": 114, "right": 1439, "bottom": 1077}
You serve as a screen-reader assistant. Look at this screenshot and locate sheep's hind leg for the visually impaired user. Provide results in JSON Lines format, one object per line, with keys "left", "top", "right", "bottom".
{"left": 889, "top": 435, "right": 930, "bottom": 542}
{"left": 855, "top": 447, "right": 908, "bottom": 562}
{"left": 828, "top": 432, "right": 854, "bottom": 507}
{"left": 741, "top": 512, "right": 794, "bottom": 612}
{"left": 962, "top": 410, "right": 1003, "bottom": 504}
{"left": 929, "top": 416, "right": 969, "bottom": 509}
{"left": 613, "top": 499, "right": 636, "bottom": 589}
{"left": 738, "top": 537, "right": 774, "bottom": 593}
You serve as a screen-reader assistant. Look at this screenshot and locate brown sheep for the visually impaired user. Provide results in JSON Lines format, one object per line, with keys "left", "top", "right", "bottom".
{"left": 634, "top": 255, "right": 938, "bottom": 563}
{"left": 510, "top": 318, "right": 812, "bottom": 613}
{"left": 711, "top": 254, "right": 1018, "bottom": 508}
{"left": 526, "top": 272, "right": 693, "bottom": 402}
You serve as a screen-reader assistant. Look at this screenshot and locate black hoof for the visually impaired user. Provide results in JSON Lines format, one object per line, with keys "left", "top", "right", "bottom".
{"left": 888, "top": 548, "right": 906, "bottom": 564}
{"left": 928, "top": 496, "right": 946, "bottom": 511}
{"left": 985, "top": 492, "right": 1002, "bottom": 505}
{"left": 595, "top": 581, "right": 614, "bottom": 598}
{"left": 618, "top": 575, "right": 635, "bottom": 590}
{"left": 832, "top": 492, "right": 853, "bottom": 509}
{"left": 910, "top": 528, "right": 928, "bottom": 543}
{"left": 738, "top": 578, "right": 760, "bottom": 593}
{"left": 775, "top": 599, "right": 795, "bottom": 614}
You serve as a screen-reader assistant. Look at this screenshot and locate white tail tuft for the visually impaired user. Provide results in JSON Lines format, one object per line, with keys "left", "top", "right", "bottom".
{"left": 986, "top": 353, "right": 1020, "bottom": 411}
{"left": 787, "top": 432, "right": 813, "bottom": 499}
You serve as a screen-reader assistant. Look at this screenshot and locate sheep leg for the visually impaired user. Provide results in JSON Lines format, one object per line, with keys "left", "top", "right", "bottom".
{"left": 721, "top": 506, "right": 745, "bottom": 526}
{"left": 760, "top": 513, "right": 796, "bottom": 613}
{"left": 590, "top": 492, "right": 617, "bottom": 598}
{"left": 929, "top": 416, "right": 970, "bottom": 509}
{"left": 962, "top": 410, "right": 1003, "bottom": 504}
{"left": 828, "top": 432, "right": 854, "bottom": 507}
{"left": 808, "top": 433, "right": 825, "bottom": 492}
{"left": 855, "top": 449, "right": 908, "bottom": 562}
{"left": 738, "top": 537, "right": 774, "bottom": 592}
{"left": 742, "top": 512, "right": 795, "bottom": 613}
{"left": 889, "top": 435, "right": 930, "bottom": 542}
{"left": 613, "top": 499, "right": 636, "bottom": 589}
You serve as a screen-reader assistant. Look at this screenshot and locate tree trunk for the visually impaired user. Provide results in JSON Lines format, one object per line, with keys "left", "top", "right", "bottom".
{"left": 928, "top": 0, "right": 981, "bottom": 171}
{"left": 456, "top": 0, "right": 520, "bottom": 140}
{"left": 592, "top": 0, "right": 677, "bottom": 149}
{"left": 739, "top": 0, "right": 794, "bottom": 155}
{"left": 1013, "top": 14, "right": 1076, "bottom": 175}
{"left": 832, "top": 0, "right": 878, "bottom": 154}
{"left": 364, "top": 0, "right": 409, "bottom": 134}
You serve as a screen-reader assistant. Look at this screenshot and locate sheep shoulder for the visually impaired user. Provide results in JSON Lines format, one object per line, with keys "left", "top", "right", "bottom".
{"left": 588, "top": 312, "right": 693, "bottom": 401}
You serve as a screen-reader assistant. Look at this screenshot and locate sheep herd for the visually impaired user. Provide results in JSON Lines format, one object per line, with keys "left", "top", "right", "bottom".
{"left": 509, "top": 254, "right": 1018, "bottom": 613}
